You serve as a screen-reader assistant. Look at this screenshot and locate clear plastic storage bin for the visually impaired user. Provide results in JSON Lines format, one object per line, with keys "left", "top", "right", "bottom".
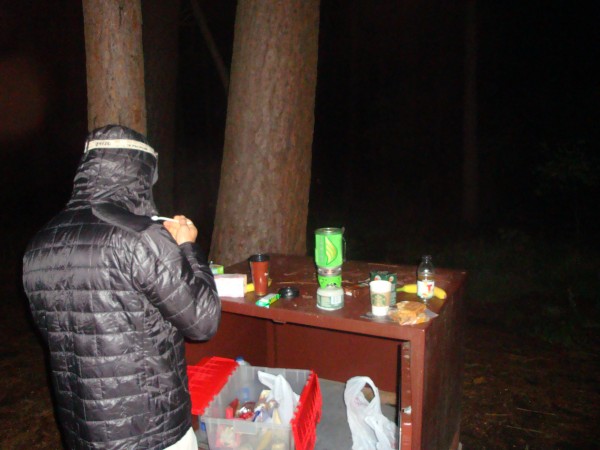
{"left": 188, "top": 358, "right": 321, "bottom": 450}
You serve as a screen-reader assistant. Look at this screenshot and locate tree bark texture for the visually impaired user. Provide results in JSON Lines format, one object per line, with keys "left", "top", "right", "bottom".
{"left": 83, "top": 0, "right": 146, "bottom": 134}
{"left": 142, "top": 0, "right": 180, "bottom": 213}
{"left": 210, "top": 0, "right": 320, "bottom": 266}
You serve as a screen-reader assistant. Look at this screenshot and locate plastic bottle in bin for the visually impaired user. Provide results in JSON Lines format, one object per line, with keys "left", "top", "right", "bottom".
{"left": 195, "top": 424, "right": 209, "bottom": 450}
{"left": 235, "top": 356, "right": 249, "bottom": 366}
{"left": 417, "top": 255, "right": 435, "bottom": 300}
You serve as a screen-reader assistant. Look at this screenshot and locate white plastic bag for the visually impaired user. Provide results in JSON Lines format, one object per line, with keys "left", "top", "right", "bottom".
{"left": 257, "top": 371, "right": 300, "bottom": 425}
{"left": 344, "top": 376, "right": 398, "bottom": 450}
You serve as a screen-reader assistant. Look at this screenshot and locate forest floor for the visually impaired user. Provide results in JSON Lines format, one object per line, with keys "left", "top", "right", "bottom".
{"left": 1, "top": 273, "right": 599, "bottom": 449}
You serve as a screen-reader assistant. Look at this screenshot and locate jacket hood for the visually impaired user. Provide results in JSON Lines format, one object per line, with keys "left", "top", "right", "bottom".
{"left": 68, "top": 125, "right": 158, "bottom": 216}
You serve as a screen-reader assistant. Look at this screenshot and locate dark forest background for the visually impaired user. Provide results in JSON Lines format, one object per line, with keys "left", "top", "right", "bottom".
{"left": 2, "top": 1, "right": 599, "bottom": 344}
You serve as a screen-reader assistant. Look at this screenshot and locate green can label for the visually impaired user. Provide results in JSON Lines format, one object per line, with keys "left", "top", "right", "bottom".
{"left": 315, "top": 228, "right": 344, "bottom": 268}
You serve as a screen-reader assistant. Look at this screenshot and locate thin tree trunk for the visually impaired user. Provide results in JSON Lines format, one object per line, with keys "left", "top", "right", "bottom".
{"left": 462, "top": 0, "right": 478, "bottom": 226}
{"left": 143, "top": 0, "right": 180, "bottom": 213}
{"left": 210, "top": 0, "right": 320, "bottom": 266}
{"left": 82, "top": 0, "right": 146, "bottom": 134}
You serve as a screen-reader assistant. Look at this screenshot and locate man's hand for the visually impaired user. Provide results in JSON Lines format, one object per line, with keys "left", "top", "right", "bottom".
{"left": 163, "top": 215, "right": 198, "bottom": 245}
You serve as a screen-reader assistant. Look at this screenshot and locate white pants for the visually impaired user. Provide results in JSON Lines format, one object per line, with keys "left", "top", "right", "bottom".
{"left": 164, "top": 427, "right": 198, "bottom": 450}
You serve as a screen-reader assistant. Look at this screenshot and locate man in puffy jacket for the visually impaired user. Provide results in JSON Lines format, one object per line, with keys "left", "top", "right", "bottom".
{"left": 22, "top": 125, "right": 221, "bottom": 449}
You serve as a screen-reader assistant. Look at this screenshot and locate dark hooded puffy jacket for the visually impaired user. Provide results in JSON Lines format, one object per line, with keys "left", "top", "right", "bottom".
{"left": 22, "top": 125, "right": 221, "bottom": 449}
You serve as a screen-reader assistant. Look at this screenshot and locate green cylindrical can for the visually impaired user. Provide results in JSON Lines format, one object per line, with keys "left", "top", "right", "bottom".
{"left": 315, "top": 227, "right": 344, "bottom": 269}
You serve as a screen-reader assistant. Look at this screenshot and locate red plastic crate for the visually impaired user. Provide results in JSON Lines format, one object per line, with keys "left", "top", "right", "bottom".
{"left": 187, "top": 357, "right": 322, "bottom": 450}
{"left": 291, "top": 370, "right": 322, "bottom": 450}
{"left": 187, "top": 356, "right": 238, "bottom": 416}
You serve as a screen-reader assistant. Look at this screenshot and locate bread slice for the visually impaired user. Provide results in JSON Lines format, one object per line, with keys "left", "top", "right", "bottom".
{"left": 389, "top": 301, "right": 427, "bottom": 324}
{"left": 400, "top": 301, "right": 426, "bottom": 316}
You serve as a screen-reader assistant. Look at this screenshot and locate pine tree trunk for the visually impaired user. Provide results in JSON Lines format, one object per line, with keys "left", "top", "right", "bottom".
{"left": 82, "top": 0, "right": 146, "bottom": 134}
{"left": 210, "top": 0, "right": 320, "bottom": 266}
{"left": 143, "top": 0, "right": 180, "bottom": 213}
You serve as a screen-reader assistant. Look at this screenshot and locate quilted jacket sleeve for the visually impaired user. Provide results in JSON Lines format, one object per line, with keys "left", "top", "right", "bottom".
{"left": 131, "top": 227, "right": 221, "bottom": 341}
